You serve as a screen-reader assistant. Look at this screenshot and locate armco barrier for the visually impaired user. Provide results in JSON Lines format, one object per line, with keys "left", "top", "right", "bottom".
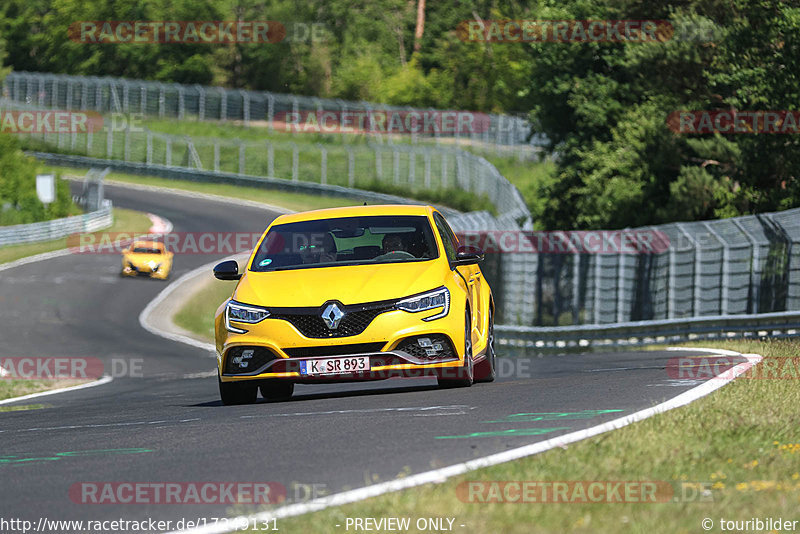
{"left": 0, "top": 199, "right": 112, "bottom": 246}
{"left": 28, "top": 152, "right": 460, "bottom": 217}
{"left": 496, "top": 310, "right": 800, "bottom": 349}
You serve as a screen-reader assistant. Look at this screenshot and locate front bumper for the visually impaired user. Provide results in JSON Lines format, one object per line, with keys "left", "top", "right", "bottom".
{"left": 122, "top": 264, "right": 169, "bottom": 279}
{"left": 216, "top": 304, "right": 468, "bottom": 383}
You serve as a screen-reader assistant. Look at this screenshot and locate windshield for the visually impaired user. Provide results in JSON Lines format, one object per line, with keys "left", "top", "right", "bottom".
{"left": 250, "top": 215, "right": 439, "bottom": 272}
{"left": 132, "top": 247, "right": 162, "bottom": 254}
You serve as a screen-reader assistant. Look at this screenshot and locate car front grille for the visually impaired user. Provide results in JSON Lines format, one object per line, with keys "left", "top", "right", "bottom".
{"left": 270, "top": 300, "right": 396, "bottom": 338}
{"left": 224, "top": 346, "right": 279, "bottom": 374}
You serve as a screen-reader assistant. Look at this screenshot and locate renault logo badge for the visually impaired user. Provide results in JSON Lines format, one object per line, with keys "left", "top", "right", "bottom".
{"left": 321, "top": 302, "right": 345, "bottom": 329}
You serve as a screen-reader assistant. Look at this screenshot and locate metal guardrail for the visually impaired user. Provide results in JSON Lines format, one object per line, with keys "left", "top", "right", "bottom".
{"left": 2, "top": 95, "right": 531, "bottom": 224}
{"left": 496, "top": 310, "right": 800, "bottom": 349}
{"left": 29, "top": 152, "right": 461, "bottom": 217}
{"left": 0, "top": 199, "right": 112, "bottom": 246}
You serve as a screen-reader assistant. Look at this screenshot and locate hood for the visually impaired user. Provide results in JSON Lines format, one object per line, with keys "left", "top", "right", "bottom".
{"left": 234, "top": 261, "right": 446, "bottom": 307}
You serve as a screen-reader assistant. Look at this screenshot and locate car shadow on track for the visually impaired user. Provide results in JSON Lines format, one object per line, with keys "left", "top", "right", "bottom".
{"left": 189, "top": 382, "right": 443, "bottom": 407}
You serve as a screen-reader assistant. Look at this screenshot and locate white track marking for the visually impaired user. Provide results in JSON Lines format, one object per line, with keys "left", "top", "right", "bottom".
{"left": 0, "top": 414, "right": 199, "bottom": 433}
{"left": 0, "top": 376, "right": 113, "bottom": 406}
{"left": 138, "top": 258, "right": 231, "bottom": 354}
{"left": 239, "top": 405, "right": 472, "bottom": 419}
{"left": 167, "top": 350, "right": 762, "bottom": 534}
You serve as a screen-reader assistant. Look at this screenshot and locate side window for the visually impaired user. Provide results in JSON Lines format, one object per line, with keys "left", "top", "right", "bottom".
{"left": 433, "top": 213, "right": 458, "bottom": 263}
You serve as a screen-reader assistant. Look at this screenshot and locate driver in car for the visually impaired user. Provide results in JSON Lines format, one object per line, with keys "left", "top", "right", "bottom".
{"left": 380, "top": 233, "right": 414, "bottom": 258}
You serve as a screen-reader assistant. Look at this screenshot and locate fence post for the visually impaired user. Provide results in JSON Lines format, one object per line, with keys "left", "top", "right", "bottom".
{"left": 702, "top": 222, "right": 729, "bottom": 315}
{"left": 424, "top": 150, "right": 431, "bottom": 189}
{"left": 146, "top": 133, "right": 153, "bottom": 165}
{"left": 441, "top": 153, "right": 448, "bottom": 188}
{"left": 124, "top": 123, "right": 130, "bottom": 161}
{"left": 220, "top": 88, "right": 227, "bottom": 121}
{"left": 158, "top": 84, "right": 165, "bottom": 118}
{"left": 240, "top": 90, "right": 250, "bottom": 125}
{"left": 668, "top": 241, "right": 677, "bottom": 319}
{"left": 213, "top": 142, "right": 220, "bottom": 172}
{"left": 267, "top": 93, "right": 275, "bottom": 133}
{"left": 616, "top": 254, "right": 626, "bottom": 323}
{"left": 106, "top": 123, "right": 113, "bottom": 158}
{"left": 347, "top": 147, "right": 355, "bottom": 187}
{"left": 572, "top": 254, "right": 581, "bottom": 324}
{"left": 320, "top": 145, "right": 327, "bottom": 184}
{"left": 66, "top": 81, "right": 73, "bottom": 110}
{"left": 732, "top": 218, "right": 761, "bottom": 314}
{"left": 81, "top": 81, "right": 88, "bottom": 110}
{"left": 593, "top": 254, "right": 602, "bottom": 324}
{"left": 197, "top": 85, "right": 205, "bottom": 120}
{"left": 291, "top": 96, "right": 299, "bottom": 137}
{"left": 393, "top": 150, "right": 400, "bottom": 185}
{"left": 178, "top": 85, "right": 185, "bottom": 119}
{"left": 37, "top": 77, "right": 45, "bottom": 106}
{"left": 238, "top": 143, "right": 245, "bottom": 174}
{"left": 267, "top": 144, "right": 274, "bottom": 177}
{"left": 51, "top": 79, "right": 59, "bottom": 108}
{"left": 289, "top": 144, "right": 299, "bottom": 180}
{"left": 140, "top": 85, "right": 147, "bottom": 115}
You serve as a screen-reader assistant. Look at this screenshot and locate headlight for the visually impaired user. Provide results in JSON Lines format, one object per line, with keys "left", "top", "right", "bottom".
{"left": 396, "top": 287, "right": 450, "bottom": 321}
{"left": 225, "top": 300, "right": 270, "bottom": 334}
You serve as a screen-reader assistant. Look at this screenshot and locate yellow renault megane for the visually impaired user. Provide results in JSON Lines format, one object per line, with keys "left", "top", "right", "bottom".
{"left": 213, "top": 205, "right": 495, "bottom": 404}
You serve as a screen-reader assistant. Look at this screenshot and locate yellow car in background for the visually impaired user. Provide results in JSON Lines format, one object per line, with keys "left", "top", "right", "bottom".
{"left": 121, "top": 240, "right": 173, "bottom": 280}
{"left": 213, "top": 205, "right": 495, "bottom": 405}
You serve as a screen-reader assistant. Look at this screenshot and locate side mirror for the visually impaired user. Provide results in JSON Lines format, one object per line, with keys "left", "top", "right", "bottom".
{"left": 214, "top": 260, "right": 241, "bottom": 280}
{"left": 453, "top": 246, "right": 485, "bottom": 266}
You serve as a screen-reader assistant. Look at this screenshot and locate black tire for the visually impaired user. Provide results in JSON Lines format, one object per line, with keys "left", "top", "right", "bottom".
{"left": 437, "top": 311, "right": 474, "bottom": 388}
{"left": 260, "top": 381, "right": 294, "bottom": 402}
{"left": 218, "top": 375, "right": 258, "bottom": 405}
{"left": 474, "top": 309, "right": 496, "bottom": 383}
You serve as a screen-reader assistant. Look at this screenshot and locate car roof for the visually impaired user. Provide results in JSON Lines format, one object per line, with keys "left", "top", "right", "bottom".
{"left": 272, "top": 204, "right": 437, "bottom": 225}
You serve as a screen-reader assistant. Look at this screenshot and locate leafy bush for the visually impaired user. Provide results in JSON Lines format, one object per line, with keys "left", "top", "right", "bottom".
{"left": 0, "top": 136, "right": 76, "bottom": 225}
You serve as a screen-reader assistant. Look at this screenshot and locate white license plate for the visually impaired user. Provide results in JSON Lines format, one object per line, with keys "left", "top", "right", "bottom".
{"left": 299, "top": 356, "right": 370, "bottom": 376}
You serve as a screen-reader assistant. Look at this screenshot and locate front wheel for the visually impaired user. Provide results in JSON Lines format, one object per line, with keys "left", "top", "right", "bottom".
{"left": 218, "top": 375, "right": 258, "bottom": 405}
{"left": 437, "top": 311, "right": 474, "bottom": 388}
{"left": 260, "top": 381, "right": 294, "bottom": 402}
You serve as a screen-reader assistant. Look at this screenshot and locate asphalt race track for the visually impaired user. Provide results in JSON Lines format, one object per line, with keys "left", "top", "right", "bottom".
{"left": 0, "top": 184, "right": 743, "bottom": 529}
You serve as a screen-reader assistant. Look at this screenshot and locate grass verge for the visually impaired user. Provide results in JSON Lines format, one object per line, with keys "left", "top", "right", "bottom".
{"left": 0, "top": 207, "right": 152, "bottom": 265}
{"left": 0, "top": 379, "right": 93, "bottom": 402}
{"left": 253, "top": 339, "right": 799, "bottom": 533}
{"left": 172, "top": 279, "right": 235, "bottom": 341}
{"left": 0, "top": 404, "right": 47, "bottom": 412}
